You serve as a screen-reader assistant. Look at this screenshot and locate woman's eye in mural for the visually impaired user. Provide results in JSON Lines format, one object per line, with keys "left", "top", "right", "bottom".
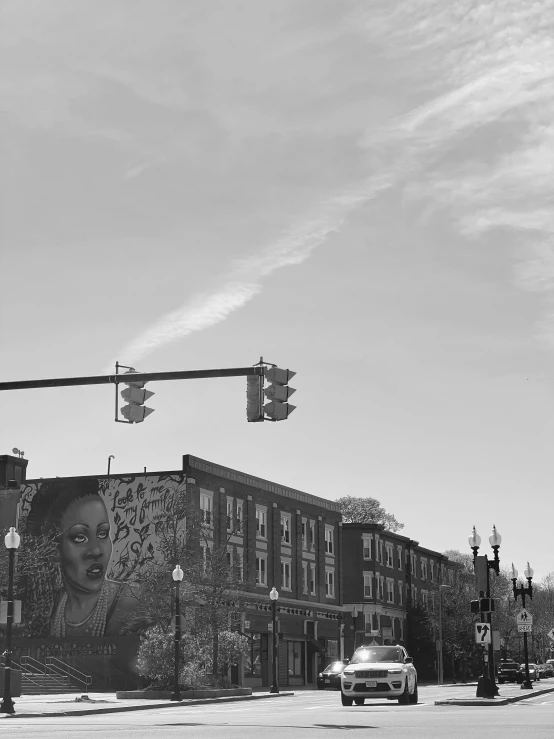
{"left": 71, "top": 532, "right": 88, "bottom": 544}
{"left": 97, "top": 528, "right": 110, "bottom": 540}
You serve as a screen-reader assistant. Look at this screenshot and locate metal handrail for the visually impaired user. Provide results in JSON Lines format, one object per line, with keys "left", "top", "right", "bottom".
{"left": 45, "top": 657, "right": 92, "bottom": 692}
{"left": 20, "top": 655, "right": 68, "bottom": 691}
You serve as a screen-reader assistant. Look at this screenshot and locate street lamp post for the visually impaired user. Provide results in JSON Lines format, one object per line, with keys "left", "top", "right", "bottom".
{"left": 511, "top": 562, "right": 534, "bottom": 690}
{"left": 469, "top": 525, "right": 501, "bottom": 699}
{"left": 170, "top": 564, "right": 184, "bottom": 702}
{"left": 1, "top": 527, "right": 21, "bottom": 715}
{"left": 107, "top": 455, "right": 115, "bottom": 475}
{"left": 269, "top": 587, "right": 279, "bottom": 694}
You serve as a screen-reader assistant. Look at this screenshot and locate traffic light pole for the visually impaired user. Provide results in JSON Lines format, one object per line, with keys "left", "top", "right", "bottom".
{"left": 0, "top": 365, "right": 264, "bottom": 392}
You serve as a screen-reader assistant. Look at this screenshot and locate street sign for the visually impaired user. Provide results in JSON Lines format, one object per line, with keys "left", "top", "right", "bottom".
{"left": 475, "top": 623, "right": 491, "bottom": 643}
{"left": 516, "top": 608, "right": 533, "bottom": 626}
{"left": 547, "top": 628, "right": 554, "bottom": 642}
{"left": 0, "top": 600, "right": 21, "bottom": 624}
{"left": 518, "top": 624, "right": 532, "bottom": 633}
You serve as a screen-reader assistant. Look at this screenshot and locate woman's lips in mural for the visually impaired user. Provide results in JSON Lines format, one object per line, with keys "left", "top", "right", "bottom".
{"left": 86, "top": 563, "right": 104, "bottom": 580}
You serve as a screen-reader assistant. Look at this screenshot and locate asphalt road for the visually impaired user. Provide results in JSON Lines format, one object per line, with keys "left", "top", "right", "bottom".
{"left": 3, "top": 687, "right": 554, "bottom": 738}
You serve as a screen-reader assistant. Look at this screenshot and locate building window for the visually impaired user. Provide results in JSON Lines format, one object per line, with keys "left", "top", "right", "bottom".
{"left": 287, "top": 641, "right": 302, "bottom": 677}
{"left": 421, "top": 559, "right": 427, "bottom": 581}
{"left": 281, "top": 559, "right": 291, "bottom": 590}
{"left": 256, "top": 507, "right": 267, "bottom": 539}
{"left": 410, "top": 553, "right": 417, "bottom": 576}
{"left": 362, "top": 535, "right": 372, "bottom": 560}
{"left": 421, "top": 590, "right": 429, "bottom": 609}
{"left": 256, "top": 555, "right": 267, "bottom": 586}
{"left": 236, "top": 500, "right": 243, "bottom": 533}
{"left": 411, "top": 585, "right": 417, "bottom": 604}
{"left": 397, "top": 545, "right": 403, "bottom": 571}
{"left": 301, "top": 518, "right": 307, "bottom": 550}
{"left": 200, "top": 491, "right": 213, "bottom": 526}
{"left": 385, "top": 544, "right": 394, "bottom": 568}
{"left": 236, "top": 548, "right": 244, "bottom": 582}
{"left": 386, "top": 579, "right": 395, "bottom": 604}
{"left": 245, "top": 633, "right": 262, "bottom": 676}
{"left": 363, "top": 572, "right": 373, "bottom": 598}
{"left": 281, "top": 514, "right": 291, "bottom": 544}
{"left": 325, "top": 568, "right": 335, "bottom": 598}
{"left": 430, "top": 560, "right": 435, "bottom": 582}
{"left": 380, "top": 576, "right": 385, "bottom": 600}
{"left": 448, "top": 568, "right": 454, "bottom": 585}
{"left": 226, "top": 546, "right": 233, "bottom": 568}
{"left": 398, "top": 581, "right": 403, "bottom": 605}
{"left": 302, "top": 561, "right": 309, "bottom": 594}
{"left": 226, "top": 498, "right": 233, "bottom": 531}
{"left": 325, "top": 525, "right": 334, "bottom": 555}
{"left": 309, "top": 521, "right": 316, "bottom": 550}
{"left": 309, "top": 563, "right": 316, "bottom": 594}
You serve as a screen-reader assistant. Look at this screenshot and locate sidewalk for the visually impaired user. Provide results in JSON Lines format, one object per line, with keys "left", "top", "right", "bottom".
{"left": 0, "top": 690, "right": 294, "bottom": 719}
{"left": 434, "top": 677, "right": 554, "bottom": 706}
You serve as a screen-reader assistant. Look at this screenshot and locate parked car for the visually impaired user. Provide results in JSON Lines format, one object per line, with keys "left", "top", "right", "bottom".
{"left": 520, "top": 663, "right": 540, "bottom": 680}
{"left": 497, "top": 661, "right": 522, "bottom": 684}
{"left": 340, "top": 645, "right": 417, "bottom": 706}
{"left": 538, "top": 663, "right": 554, "bottom": 678}
{"left": 317, "top": 660, "right": 349, "bottom": 690}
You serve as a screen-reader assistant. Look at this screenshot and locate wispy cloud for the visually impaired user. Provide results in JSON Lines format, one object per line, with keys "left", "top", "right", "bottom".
{"left": 112, "top": 175, "right": 392, "bottom": 366}
{"left": 114, "top": 0, "right": 554, "bottom": 361}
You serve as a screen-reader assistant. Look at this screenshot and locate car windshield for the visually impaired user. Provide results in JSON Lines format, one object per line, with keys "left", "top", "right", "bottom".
{"left": 324, "top": 662, "right": 344, "bottom": 672}
{"left": 501, "top": 663, "right": 518, "bottom": 669}
{"left": 351, "top": 647, "right": 404, "bottom": 664}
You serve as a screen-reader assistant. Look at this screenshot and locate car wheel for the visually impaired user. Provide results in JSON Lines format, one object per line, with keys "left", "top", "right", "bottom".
{"left": 409, "top": 680, "right": 418, "bottom": 704}
{"left": 398, "top": 679, "right": 410, "bottom": 705}
{"left": 354, "top": 698, "right": 365, "bottom": 706}
{"left": 341, "top": 692, "right": 353, "bottom": 706}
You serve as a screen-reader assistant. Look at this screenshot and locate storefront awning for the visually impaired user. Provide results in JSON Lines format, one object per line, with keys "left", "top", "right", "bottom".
{"left": 279, "top": 634, "right": 321, "bottom": 651}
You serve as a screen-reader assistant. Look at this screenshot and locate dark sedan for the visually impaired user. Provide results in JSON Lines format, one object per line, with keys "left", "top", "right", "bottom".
{"left": 317, "top": 660, "right": 349, "bottom": 690}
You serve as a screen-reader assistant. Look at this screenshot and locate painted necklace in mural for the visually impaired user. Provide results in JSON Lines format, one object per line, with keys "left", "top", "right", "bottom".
{"left": 52, "top": 582, "right": 109, "bottom": 637}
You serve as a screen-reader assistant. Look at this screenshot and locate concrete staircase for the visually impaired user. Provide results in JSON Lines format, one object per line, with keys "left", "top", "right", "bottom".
{"left": 21, "top": 672, "right": 81, "bottom": 695}
{"left": 2, "top": 655, "right": 92, "bottom": 695}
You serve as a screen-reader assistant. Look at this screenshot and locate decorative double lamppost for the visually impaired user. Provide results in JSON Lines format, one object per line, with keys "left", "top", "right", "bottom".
{"left": 469, "top": 525, "right": 501, "bottom": 699}
{"left": 511, "top": 562, "right": 534, "bottom": 690}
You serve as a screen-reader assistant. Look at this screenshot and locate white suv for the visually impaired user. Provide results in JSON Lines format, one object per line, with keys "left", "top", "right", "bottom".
{"left": 340, "top": 645, "right": 418, "bottom": 706}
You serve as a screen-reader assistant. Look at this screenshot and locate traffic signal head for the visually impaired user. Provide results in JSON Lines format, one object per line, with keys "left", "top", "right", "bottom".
{"left": 470, "top": 600, "right": 480, "bottom": 614}
{"left": 246, "top": 374, "right": 264, "bottom": 422}
{"left": 263, "top": 367, "right": 296, "bottom": 421}
{"left": 120, "top": 370, "right": 155, "bottom": 423}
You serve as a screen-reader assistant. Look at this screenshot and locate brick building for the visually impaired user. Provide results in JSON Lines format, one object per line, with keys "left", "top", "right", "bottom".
{"left": 341, "top": 523, "right": 455, "bottom": 658}
{"left": 183, "top": 454, "right": 343, "bottom": 688}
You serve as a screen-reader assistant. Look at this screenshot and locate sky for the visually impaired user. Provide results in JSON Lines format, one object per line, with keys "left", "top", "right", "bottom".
{"left": 1, "top": 0, "right": 553, "bottom": 581}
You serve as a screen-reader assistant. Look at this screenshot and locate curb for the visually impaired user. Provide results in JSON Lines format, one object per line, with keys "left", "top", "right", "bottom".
{"left": 435, "top": 685, "right": 554, "bottom": 707}
{"left": 1, "top": 691, "right": 295, "bottom": 719}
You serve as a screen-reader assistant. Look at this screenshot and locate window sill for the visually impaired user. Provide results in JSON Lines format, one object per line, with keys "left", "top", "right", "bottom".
{"left": 255, "top": 583, "right": 268, "bottom": 588}
{"left": 281, "top": 587, "right": 292, "bottom": 592}
{"left": 325, "top": 594, "right": 335, "bottom": 599}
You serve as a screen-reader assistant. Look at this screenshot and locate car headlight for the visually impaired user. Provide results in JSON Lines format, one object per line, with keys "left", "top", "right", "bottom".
{"left": 343, "top": 670, "right": 354, "bottom": 675}
{"left": 318, "top": 673, "right": 323, "bottom": 678}
{"left": 388, "top": 669, "right": 402, "bottom": 674}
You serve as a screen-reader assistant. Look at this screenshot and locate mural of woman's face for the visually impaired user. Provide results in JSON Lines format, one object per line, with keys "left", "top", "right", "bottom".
{"left": 57, "top": 495, "right": 112, "bottom": 595}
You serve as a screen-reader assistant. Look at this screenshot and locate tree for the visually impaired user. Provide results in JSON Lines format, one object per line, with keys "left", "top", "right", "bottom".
{"left": 336, "top": 496, "right": 403, "bottom": 532}
{"left": 123, "top": 480, "right": 254, "bottom": 686}
{"left": 406, "top": 604, "right": 435, "bottom": 679}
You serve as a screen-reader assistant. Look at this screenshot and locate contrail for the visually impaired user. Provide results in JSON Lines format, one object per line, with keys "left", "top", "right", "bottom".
{"left": 110, "top": 175, "right": 393, "bottom": 367}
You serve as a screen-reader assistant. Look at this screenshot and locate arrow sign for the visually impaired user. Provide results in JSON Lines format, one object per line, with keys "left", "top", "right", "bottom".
{"left": 475, "top": 623, "right": 491, "bottom": 643}
{"left": 547, "top": 628, "right": 554, "bottom": 642}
